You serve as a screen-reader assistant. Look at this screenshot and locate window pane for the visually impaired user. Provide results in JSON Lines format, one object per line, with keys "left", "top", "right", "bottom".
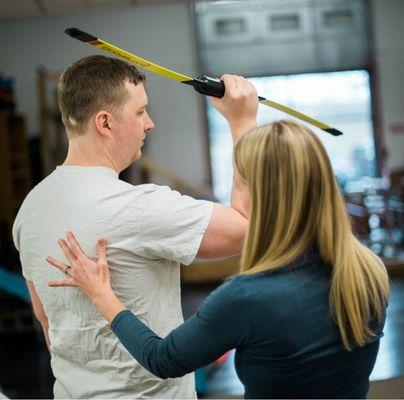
{"left": 207, "top": 70, "right": 376, "bottom": 204}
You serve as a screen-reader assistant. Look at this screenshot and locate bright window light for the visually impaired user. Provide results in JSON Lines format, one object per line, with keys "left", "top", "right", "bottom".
{"left": 207, "top": 70, "right": 376, "bottom": 204}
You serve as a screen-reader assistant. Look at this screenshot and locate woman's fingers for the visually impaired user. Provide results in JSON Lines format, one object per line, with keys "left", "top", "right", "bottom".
{"left": 58, "top": 238, "right": 77, "bottom": 265}
{"left": 48, "top": 278, "right": 78, "bottom": 287}
{"left": 66, "top": 231, "right": 85, "bottom": 259}
{"left": 97, "top": 238, "right": 108, "bottom": 265}
{"left": 46, "top": 255, "right": 70, "bottom": 273}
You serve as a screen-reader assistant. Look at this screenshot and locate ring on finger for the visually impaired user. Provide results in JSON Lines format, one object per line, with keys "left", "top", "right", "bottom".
{"left": 64, "top": 265, "right": 72, "bottom": 274}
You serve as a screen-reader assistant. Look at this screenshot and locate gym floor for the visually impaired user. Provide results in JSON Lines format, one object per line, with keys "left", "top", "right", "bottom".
{"left": 0, "top": 275, "right": 403, "bottom": 398}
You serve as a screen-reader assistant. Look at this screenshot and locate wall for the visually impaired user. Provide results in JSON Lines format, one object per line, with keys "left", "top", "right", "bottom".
{"left": 0, "top": 24, "right": 5, "bottom": 71}
{"left": 372, "top": 0, "right": 404, "bottom": 172}
{"left": 0, "top": 3, "right": 210, "bottom": 186}
{"left": 1, "top": 0, "right": 403, "bottom": 187}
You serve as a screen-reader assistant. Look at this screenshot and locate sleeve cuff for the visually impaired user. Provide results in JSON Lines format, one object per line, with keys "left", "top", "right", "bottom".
{"left": 111, "top": 309, "right": 132, "bottom": 331}
{"left": 181, "top": 200, "right": 214, "bottom": 266}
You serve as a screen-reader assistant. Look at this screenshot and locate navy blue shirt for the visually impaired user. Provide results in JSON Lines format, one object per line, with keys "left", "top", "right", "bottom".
{"left": 111, "top": 251, "right": 383, "bottom": 398}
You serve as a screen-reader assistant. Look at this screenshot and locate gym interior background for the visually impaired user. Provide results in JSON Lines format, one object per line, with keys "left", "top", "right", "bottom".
{"left": 0, "top": 0, "right": 403, "bottom": 398}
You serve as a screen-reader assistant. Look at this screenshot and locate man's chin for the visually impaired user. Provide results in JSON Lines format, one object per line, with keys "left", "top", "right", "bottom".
{"left": 133, "top": 150, "right": 142, "bottom": 161}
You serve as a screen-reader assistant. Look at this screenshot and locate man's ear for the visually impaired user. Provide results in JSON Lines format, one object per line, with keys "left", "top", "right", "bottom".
{"left": 94, "top": 110, "right": 114, "bottom": 138}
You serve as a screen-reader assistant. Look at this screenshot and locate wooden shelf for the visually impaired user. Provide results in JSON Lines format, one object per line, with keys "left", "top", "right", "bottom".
{"left": 0, "top": 112, "right": 32, "bottom": 250}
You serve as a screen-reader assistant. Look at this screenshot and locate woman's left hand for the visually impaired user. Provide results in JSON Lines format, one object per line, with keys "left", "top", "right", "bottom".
{"left": 46, "top": 231, "right": 127, "bottom": 323}
{"left": 47, "top": 231, "right": 111, "bottom": 301}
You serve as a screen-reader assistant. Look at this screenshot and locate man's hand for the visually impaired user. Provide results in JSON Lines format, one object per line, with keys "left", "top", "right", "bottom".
{"left": 209, "top": 74, "right": 258, "bottom": 141}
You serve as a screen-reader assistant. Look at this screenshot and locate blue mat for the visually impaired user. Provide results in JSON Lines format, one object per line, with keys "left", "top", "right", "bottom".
{"left": 0, "top": 266, "right": 30, "bottom": 302}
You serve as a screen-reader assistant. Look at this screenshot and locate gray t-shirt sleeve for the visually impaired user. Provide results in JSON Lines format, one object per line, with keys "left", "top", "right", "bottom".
{"left": 12, "top": 208, "right": 33, "bottom": 281}
{"left": 138, "top": 185, "right": 214, "bottom": 265}
{"left": 19, "top": 254, "right": 33, "bottom": 281}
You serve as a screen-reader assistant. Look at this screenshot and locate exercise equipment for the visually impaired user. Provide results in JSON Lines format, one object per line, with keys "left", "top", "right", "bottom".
{"left": 65, "top": 28, "right": 343, "bottom": 136}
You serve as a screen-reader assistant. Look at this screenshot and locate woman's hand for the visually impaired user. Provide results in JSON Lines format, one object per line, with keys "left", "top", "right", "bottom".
{"left": 47, "top": 231, "right": 110, "bottom": 298}
{"left": 210, "top": 74, "right": 258, "bottom": 141}
{"left": 46, "top": 231, "right": 126, "bottom": 323}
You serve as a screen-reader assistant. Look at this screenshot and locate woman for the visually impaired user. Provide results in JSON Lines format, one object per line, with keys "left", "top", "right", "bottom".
{"left": 47, "top": 120, "right": 389, "bottom": 398}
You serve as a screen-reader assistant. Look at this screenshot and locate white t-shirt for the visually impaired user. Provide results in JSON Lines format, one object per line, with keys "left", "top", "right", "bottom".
{"left": 13, "top": 165, "right": 213, "bottom": 399}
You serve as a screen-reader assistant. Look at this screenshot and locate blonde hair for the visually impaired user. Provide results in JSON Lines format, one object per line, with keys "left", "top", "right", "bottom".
{"left": 234, "top": 120, "right": 389, "bottom": 350}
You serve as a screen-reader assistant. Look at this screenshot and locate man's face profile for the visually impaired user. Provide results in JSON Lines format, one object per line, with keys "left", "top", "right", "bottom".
{"left": 113, "top": 82, "right": 154, "bottom": 166}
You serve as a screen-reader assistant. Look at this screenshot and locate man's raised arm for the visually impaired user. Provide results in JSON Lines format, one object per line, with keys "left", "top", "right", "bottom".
{"left": 197, "top": 75, "right": 258, "bottom": 259}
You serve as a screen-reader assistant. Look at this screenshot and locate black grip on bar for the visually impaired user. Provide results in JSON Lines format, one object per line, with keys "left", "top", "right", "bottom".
{"left": 323, "top": 128, "right": 343, "bottom": 136}
{"left": 65, "top": 28, "right": 97, "bottom": 42}
{"left": 192, "top": 76, "right": 225, "bottom": 98}
{"left": 191, "top": 78, "right": 267, "bottom": 102}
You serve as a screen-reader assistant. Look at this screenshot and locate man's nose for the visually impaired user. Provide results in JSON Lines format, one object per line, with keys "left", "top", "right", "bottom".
{"left": 145, "top": 113, "right": 155, "bottom": 132}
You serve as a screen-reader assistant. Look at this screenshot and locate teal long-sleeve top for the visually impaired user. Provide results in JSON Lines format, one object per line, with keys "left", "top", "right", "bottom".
{"left": 111, "top": 251, "right": 383, "bottom": 399}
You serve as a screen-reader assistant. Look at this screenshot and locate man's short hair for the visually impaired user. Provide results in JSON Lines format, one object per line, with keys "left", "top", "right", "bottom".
{"left": 58, "top": 55, "right": 146, "bottom": 135}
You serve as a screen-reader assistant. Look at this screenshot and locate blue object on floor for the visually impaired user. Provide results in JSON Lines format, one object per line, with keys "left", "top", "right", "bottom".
{"left": 195, "top": 367, "right": 208, "bottom": 396}
{"left": 0, "top": 266, "right": 30, "bottom": 302}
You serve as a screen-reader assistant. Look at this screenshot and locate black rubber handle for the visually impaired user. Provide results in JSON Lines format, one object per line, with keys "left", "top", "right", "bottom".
{"left": 192, "top": 76, "right": 225, "bottom": 98}
{"left": 65, "top": 28, "right": 97, "bottom": 42}
{"left": 192, "top": 76, "right": 266, "bottom": 102}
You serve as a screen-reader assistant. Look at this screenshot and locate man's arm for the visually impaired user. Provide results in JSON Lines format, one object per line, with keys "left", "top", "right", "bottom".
{"left": 197, "top": 75, "right": 258, "bottom": 259}
{"left": 26, "top": 280, "right": 50, "bottom": 351}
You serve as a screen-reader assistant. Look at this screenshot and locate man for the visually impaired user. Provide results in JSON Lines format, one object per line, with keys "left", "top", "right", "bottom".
{"left": 13, "top": 55, "right": 258, "bottom": 398}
